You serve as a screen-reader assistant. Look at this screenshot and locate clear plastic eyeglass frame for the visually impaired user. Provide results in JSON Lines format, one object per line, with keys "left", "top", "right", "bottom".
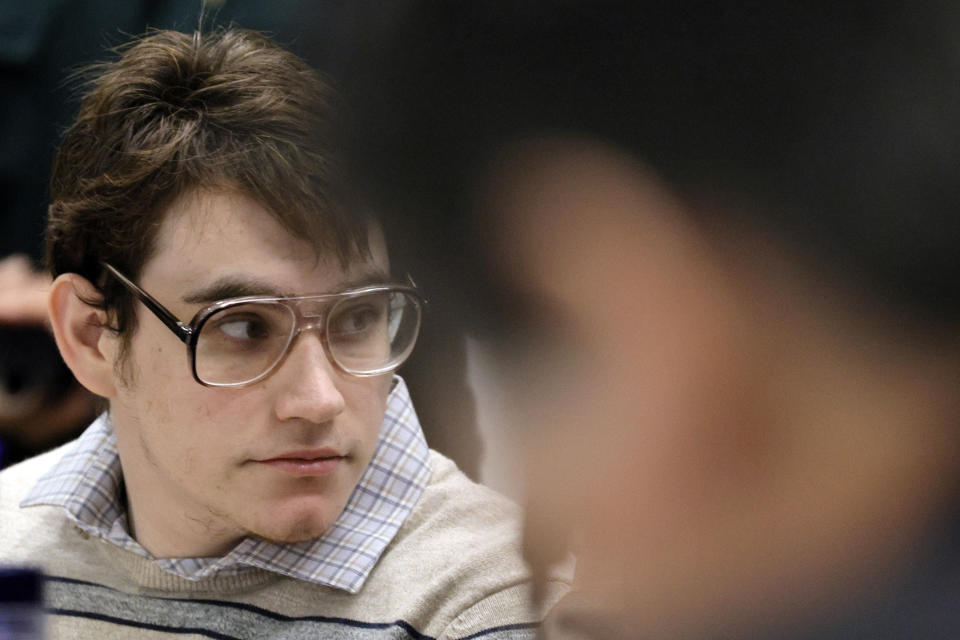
{"left": 101, "top": 263, "right": 424, "bottom": 388}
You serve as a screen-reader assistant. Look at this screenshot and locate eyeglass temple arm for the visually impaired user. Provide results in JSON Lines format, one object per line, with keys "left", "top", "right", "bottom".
{"left": 101, "top": 263, "right": 192, "bottom": 344}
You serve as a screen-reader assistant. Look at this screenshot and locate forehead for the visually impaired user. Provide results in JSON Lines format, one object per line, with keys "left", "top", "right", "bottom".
{"left": 143, "top": 189, "right": 387, "bottom": 295}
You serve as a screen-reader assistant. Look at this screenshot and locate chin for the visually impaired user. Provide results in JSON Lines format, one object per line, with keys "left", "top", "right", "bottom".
{"left": 252, "top": 520, "right": 332, "bottom": 544}
{"left": 247, "top": 503, "right": 341, "bottom": 544}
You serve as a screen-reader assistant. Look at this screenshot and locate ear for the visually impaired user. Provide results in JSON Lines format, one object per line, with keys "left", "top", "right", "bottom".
{"left": 48, "top": 273, "right": 118, "bottom": 398}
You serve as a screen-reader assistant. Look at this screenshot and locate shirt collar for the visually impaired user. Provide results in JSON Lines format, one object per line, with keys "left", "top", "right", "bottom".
{"left": 22, "top": 376, "right": 431, "bottom": 594}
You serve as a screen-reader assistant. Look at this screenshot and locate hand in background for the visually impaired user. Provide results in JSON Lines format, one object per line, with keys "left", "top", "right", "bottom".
{"left": 0, "top": 254, "right": 52, "bottom": 326}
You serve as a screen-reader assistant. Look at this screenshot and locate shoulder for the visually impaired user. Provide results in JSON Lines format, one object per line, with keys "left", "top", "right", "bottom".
{"left": 400, "top": 450, "right": 530, "bottom": 575}
{"left": 0, "top": 441, "right": 84, "bottom": 565}
{"left": 421, "top": 449, "right": 524, "bottom": 526}
{"left": 363, "top": 449, "right": 572, "bottom": 638}
{"left": 0, "top": 442, "right": 71, "bottom": 509}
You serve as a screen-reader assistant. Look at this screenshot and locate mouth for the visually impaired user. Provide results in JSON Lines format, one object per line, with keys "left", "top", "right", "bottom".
{"left": 254, "top": 449, "right": 347, "bottom": 477}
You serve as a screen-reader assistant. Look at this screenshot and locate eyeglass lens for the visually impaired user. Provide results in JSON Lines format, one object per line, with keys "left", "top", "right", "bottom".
{"left": 193, "top": 291, "right": 420, "bottom": 385}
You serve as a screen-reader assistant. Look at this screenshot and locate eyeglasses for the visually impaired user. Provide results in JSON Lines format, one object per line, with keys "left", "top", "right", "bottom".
{"left": 102, "top": 263, "right": 424, "bottom": 387}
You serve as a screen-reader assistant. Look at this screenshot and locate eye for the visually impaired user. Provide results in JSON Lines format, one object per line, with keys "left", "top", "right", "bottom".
{"left": 330, "top": 300, "right": 386, "bottom": 336}
{"left": 212, "top": 312, "right": 273, "bottom": 341}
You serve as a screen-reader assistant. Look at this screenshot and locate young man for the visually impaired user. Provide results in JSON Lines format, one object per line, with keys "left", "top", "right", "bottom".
{"left": 0, "top": 28, "right": 569, "bottom": 639}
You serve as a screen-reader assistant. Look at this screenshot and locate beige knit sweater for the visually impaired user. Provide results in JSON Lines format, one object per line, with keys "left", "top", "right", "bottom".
{"left": 0, "top": 445, "right": 570, "bottom": 639}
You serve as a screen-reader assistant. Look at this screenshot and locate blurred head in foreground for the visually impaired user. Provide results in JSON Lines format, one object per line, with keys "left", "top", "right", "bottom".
{"left": 349, "top": 1, "right": 960, "bottom": 637}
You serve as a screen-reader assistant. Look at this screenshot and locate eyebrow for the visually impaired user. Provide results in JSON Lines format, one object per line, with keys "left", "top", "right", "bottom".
{"left": 182, "top": 268, "right": 393, "bottom": 305}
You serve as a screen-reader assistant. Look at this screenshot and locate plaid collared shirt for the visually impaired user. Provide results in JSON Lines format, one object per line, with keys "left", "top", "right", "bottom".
{"left": 21, "top": 376, "right": 431, "bottom": 594}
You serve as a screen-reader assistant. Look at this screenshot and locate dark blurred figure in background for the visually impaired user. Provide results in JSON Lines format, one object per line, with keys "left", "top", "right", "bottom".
{"left": 0, "top": 0, "right": 484, "bottom": 474}
{"left": 345, "top": 1, "right": 960, "bottom": 638}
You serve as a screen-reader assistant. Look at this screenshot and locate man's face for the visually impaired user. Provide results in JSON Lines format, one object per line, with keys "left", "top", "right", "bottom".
{"left": 105, "top": 189, "right": 392, "bottom": 554}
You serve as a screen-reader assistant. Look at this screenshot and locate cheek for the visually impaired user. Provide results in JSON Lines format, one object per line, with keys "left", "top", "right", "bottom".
{"left": 340, "top": 376, "right": 392, "bottom": 464}
{"left": 125, "top": 337, "right": 239, "bottom": 462}
{"left": 345, "top": 375, "right": 391, "bottom": 433}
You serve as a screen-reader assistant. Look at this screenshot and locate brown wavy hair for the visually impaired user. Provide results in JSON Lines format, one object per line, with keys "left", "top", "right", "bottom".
{"left": 46, "top": 27, "right": 368, "bottom": 347}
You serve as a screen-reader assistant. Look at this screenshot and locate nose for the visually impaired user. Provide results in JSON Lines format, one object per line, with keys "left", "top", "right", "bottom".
{"left": 272, "top": 332, "right": 346, "bottom": 424}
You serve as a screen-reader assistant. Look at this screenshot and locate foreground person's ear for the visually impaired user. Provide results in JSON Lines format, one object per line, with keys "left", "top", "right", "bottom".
{"left": 48, "top": 273, "right": 117, "bottom": 398}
